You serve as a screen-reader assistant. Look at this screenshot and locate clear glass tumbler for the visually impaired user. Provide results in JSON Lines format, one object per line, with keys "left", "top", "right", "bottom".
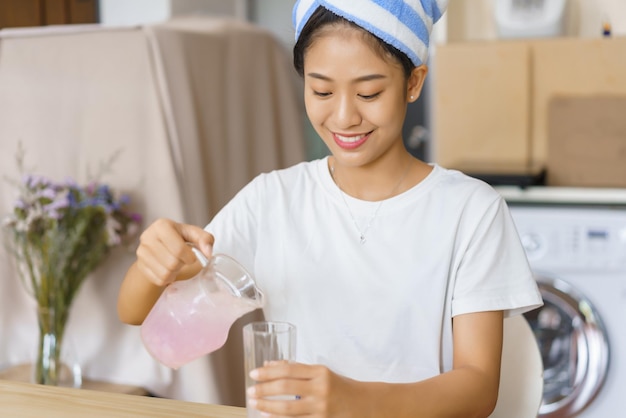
{"left": 243, "top": 321, "right": 297, "bottom": 418}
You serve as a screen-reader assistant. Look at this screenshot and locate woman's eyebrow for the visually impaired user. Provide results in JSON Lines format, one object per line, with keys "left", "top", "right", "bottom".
{"left": 306, "top": 72, "right": 387, "bottom": 83}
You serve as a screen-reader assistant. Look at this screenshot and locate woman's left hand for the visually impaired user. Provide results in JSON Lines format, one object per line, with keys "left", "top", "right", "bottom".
{"left": 246, "top": 361, "right": 364, "bottom": 417}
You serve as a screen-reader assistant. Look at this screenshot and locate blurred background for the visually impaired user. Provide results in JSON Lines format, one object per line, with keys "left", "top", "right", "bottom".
{"left": 1, "top": 1, "right": 626, "bottom": 417}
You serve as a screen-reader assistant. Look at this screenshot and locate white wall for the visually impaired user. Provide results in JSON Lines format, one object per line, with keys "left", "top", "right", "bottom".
{"left": 446, "top": 0, "right": 626, "bottom": 42}
{"left": 99, "top": 0, "right": 249, "bottom": 26}
{"left": 250, "top": 0, "right": 294, "bottom": 47}
{"left": 99, "top": 0, "right": 170, "bottom": 26}
{"left": 170, "top": 0, "right": 249, "bottom": 19}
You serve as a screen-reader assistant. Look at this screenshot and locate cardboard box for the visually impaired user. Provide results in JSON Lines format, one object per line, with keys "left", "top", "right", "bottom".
{"left": 433, "top": 36, "right": 626, "bottom": 187}
{"left": 432, "top": 40, "right": 531, "bottom": 168}
{"left": 547, "top": 95, "right": 626, "bottom": 187}
{"left": 532, "top": 37, "right": 626, "bottom": 166}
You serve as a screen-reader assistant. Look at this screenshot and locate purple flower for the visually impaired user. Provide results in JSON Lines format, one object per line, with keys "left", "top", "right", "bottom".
{"left": 97, "top": 185, "right": 111, "bottom": 197}
{"left": 15, "top": 199, "right": 27, "bottom": 209}
{"left": 85, "top": 182, "right": 97, "bottom": 195}
{"left": 43, "top": 195, "right": 70, "bottom": 216}
{"left": 24, "top": 174, "right": 49, "bottom": 188}
{"left": 63, "top": 177, "right": 78, "bottom": 188}
{"left": 119, "top": 194, "right": 131, "bottom": 205}
{"left": 66, "top": 190, "right": 79, "bottom": 208}
{"left": 7, "top": 170, "right": 141, "bottom": 260}
{"left": 38, "top": 187, "right": 57, "bottom": 200}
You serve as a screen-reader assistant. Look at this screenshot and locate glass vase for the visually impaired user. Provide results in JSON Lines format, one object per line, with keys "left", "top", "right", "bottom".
{"left": 33, "top": 306, "right": 82, "bottom": 387}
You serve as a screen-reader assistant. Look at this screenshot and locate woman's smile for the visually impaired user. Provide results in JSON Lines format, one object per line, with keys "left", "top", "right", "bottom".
{"left": 332, "top": 131, "right": 372, "bottom": 150}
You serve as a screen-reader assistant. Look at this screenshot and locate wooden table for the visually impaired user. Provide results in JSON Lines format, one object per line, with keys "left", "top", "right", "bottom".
{"left": 0, "top": 380, "right": 247, "bottom": 417}
{"left": 0, "top": 363, "right": 149, "bottom": 396}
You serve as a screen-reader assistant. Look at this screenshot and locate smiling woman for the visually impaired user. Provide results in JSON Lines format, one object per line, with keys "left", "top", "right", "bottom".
{"left": 117, "top": 1, "right": 543, "bottom": 417}
{"left": 300, "top": 22, "right": 427, "bottom": 197}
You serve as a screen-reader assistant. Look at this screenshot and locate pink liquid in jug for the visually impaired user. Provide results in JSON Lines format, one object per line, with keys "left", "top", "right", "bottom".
{"left": 141, "top": 276, "right": 259, "bottom": 369}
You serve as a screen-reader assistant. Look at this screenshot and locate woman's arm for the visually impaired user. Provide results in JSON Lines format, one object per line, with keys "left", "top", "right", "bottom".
{"left": 117, "top": 218, "right": 214, "bottom": 325}
{"left": 248, "top": 310, "right": 504, "bottom": 418}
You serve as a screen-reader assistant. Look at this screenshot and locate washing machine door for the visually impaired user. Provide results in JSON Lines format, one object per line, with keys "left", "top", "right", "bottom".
{"left": 523, "top": 274, "right": 610, "bottom": 417}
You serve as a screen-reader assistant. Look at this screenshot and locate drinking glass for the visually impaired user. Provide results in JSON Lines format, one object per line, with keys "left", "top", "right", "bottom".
{"left": 243, "top": 321, "right": 297, "bottom": 418}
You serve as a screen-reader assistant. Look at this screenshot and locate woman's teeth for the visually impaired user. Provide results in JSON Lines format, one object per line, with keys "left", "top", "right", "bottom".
{"left": 336, "top": 134, "right": 366, "bottom": 143}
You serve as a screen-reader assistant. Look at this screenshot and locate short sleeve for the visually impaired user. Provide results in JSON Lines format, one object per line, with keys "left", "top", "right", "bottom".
{"left": 203, "top": 175, "right": 264, "bottom": 276}
{"left": 451, "top": 197, "right": 543, "bottom": 318}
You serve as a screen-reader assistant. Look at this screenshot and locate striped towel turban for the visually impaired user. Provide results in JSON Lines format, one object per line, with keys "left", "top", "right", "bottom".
{"left": 293, "top": 0, "right": 449, "bottom": 67}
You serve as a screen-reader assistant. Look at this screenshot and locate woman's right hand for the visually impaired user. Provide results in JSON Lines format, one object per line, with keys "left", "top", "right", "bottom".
{"left": 118, "top": 219, "right": 214, "bottom": 325}
{"left": 135, "top": 218, "right": 215, "bottom": 288}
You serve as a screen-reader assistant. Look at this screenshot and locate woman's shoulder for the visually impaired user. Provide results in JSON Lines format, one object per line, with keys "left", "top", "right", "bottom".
{"left": 252, "top": 158, "right": 326, "bottom": 188}
{"left": 235, "top": 158, "right": 327, "bottom": 203}
{"left": 428, "top": 164, "right": 504, "bottom": 206}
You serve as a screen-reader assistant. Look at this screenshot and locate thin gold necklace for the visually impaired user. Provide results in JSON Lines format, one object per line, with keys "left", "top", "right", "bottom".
{"left": 330, "top": 161, "right": 411, "bottom": 245}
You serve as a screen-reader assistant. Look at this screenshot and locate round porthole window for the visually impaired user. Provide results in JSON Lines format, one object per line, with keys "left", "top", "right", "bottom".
{"left": 523, "top": 275, "right": 610, "bottom": 417}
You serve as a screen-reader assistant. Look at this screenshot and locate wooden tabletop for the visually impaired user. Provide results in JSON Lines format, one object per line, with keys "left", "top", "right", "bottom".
{"left": 0, "top": 380, "right": 247, "bottom": 417}
{"left": 0, "top": 363, "right": 150, "bottom": 396}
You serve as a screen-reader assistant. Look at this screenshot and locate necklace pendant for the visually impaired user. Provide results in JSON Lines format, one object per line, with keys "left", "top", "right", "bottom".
{"left": 360, "top": 235, "right": 367, "bottom": 245}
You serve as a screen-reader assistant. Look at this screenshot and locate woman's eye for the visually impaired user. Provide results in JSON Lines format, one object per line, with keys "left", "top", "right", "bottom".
{"left": 359, "top": 92, "right": 381, "bottom": 100}
{"left": 313, "top": 91, "right": 331, "bottom": 97}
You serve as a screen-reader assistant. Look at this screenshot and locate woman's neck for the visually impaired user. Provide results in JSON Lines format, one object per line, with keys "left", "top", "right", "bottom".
{"left": 328, "top": 154, "right": 430, "bottom": 201}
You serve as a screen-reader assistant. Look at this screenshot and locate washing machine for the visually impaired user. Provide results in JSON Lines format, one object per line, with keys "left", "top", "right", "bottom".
{"left": 497, "top": 186, "right": 626, "bottom": 417}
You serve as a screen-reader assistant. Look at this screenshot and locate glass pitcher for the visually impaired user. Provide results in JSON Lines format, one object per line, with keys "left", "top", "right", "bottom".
{"left": 141, "top": 248, "right": 264, "bottom": 369}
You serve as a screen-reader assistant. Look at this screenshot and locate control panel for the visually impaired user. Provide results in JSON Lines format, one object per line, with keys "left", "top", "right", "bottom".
{"left": 508, "top": 205, "right": 626, "bottom": 272}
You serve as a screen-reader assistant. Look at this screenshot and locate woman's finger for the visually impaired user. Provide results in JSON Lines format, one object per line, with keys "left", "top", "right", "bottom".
{"left": 251, "top": 362, "right": 321, "bottom": 382}
{"left": 175, "top": 222, "right": 215, "bottom": 259}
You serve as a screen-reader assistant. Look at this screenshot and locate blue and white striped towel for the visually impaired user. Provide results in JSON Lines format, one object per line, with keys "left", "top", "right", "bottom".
{"left": 293, "top": 0, "right": 448, "bottom": 66}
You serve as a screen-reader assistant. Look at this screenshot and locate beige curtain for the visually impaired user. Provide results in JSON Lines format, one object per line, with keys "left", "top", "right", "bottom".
{"left": 0, "top": 17, "right": 305, "bottom": 406}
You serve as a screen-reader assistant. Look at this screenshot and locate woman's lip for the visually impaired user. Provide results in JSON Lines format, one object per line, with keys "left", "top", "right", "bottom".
{"left": 332, "top": 132, "right": 372, "bottom": 150}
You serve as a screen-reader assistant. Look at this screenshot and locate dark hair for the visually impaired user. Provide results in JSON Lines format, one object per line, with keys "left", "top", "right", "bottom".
{"left": 293, "top": 7, "right": 415, "bottom": 79}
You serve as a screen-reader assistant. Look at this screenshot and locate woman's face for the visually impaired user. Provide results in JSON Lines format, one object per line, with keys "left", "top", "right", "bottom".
{"left": 303, "top": 25, "right": 422, "bottom": 169}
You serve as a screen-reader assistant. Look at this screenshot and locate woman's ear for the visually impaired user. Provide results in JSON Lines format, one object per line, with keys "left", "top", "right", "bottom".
{"left": 407, "top": 65, "right": 428, "bottom": 103}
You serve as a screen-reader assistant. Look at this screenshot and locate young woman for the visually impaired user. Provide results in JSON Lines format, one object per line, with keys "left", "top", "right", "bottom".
{"left": 118, "top": 1, "right": 543, "bottom": 416}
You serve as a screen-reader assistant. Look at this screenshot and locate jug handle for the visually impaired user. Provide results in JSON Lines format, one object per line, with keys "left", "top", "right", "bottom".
{"left": 186, "top": 243, "right": 244, "bottom": 298}
{"left": 185, "top": 244, "right": 264, "bottom": 308}
{"left": 185, "top": 242, "right": 223, "bottom": 293}
{"left": 186, "top": 242, "right": 210, "bottom": 267}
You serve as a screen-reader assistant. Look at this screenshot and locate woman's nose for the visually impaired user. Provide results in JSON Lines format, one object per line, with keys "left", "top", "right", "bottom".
{"left": 333, "top": 96, "right": 362, "bottom": 129}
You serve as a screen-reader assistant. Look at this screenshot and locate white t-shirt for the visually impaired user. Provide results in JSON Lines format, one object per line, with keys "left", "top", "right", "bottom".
{"left": 205, "top": 157, "right": 543, "bottom": 383}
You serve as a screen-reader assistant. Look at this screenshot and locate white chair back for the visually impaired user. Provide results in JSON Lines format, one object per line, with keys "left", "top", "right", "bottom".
{"left": 489, "top": 314, "right": 544, "bottom": 418}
